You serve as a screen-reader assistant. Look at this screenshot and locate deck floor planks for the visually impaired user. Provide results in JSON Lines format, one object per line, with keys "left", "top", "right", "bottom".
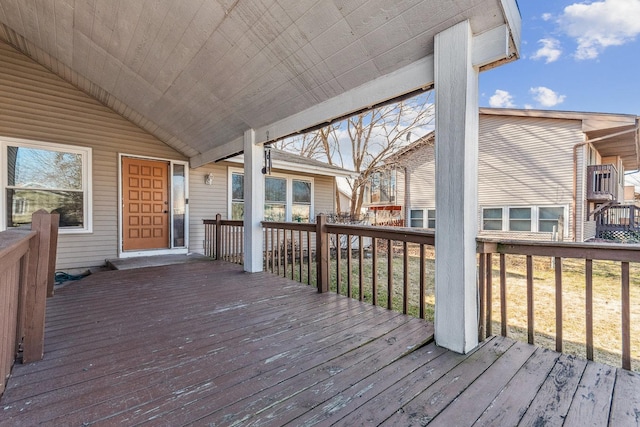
{"left": 609, "top": 369, "right": 640, "bottom": 426}
{"left": 425, "top": 340, "right": 538, "bottom": 426}
{"left": 518, "top": 353, "right": 589, "bottom": 426}
{"left": 379, "top": 336, "right": 515, "bottom": 426}
{"left": 473, "top": 347, "right": 561, "bottom": 426}
{"left": 1, "top": 260, "right": 639, "bottom": 426}
{"left": 564, "top": 361, "right": 616, "bottom": 426}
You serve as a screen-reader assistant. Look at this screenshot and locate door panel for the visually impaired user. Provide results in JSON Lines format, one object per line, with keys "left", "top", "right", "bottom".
{"left": 122, "top": 157, "right": 170, "bottom": 251}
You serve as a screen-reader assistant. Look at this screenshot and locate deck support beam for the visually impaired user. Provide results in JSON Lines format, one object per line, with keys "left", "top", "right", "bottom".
{"left": 243, "top": 129, "right": 264, "bottom": 273}
{"left": 434, "top": 20, "right": 480, "bottom": 354}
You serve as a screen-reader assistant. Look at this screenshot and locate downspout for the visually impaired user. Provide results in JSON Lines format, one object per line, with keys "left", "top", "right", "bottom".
{"left": 573, "top": 140, "right": 588, "bottom": 242}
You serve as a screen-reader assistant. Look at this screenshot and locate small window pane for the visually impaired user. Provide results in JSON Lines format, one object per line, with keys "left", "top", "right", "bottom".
{"left": 483, "top": 208, "right": 503, "bottom": 231}
{"left": 427, "top": 209, "right": 436, "bottom": 229}
{"left": 231, "top": 202, "right": 244, "bottom": 220}
{"left": 292, "top": 204, "right": 310, "bottom": 222}
{"left": 7, "top": 189, "right": 84, "bottom": 228}
{"left": 232, "top": 173, "right": 244, "bottom": 201}
{"left": 509, "top": 207, "right": 531, "bottom": 231}
{"left": 539, "top": 207, "right": 564, "bottom": 232}
{"left": 483, "top": 208, "right": 502, "bottom": 219}
{"left": 265, "top": 177, "right": 286, "bottom": 203}
{"left": 8, "top": 146, "right": 82, "bottom": 190}
{"left": 293, "top": 180, "right": 311, "bottom": 204}
{"left": 264, "top": 204, "right": 285, "bottom": 221}
{"left": 410, "top": 209, "right": 423, "bottom": 228}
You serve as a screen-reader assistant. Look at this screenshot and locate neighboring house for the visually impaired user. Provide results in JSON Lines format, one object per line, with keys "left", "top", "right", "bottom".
{"left": 0, "top": 41, "right": 351, "bottom": 270}
{"left": 364, "top": 108, "right": 640, "bottom": 242}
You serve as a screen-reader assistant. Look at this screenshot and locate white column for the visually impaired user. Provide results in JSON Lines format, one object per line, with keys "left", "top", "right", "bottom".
{"left": 434, "top": 20, "right": 479, "bottom": 354}
{"left": 243, "top": 129, "right": 264, "bottom": 273}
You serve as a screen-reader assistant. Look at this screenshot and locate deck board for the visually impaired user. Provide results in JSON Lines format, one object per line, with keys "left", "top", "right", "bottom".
{"left": 0, "top": 260, "right": 639, "bottom": 426}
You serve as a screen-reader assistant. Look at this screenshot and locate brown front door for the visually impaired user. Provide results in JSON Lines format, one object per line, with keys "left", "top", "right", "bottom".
{"left": 122, "top": 157, "right": 170, "bottom": 251}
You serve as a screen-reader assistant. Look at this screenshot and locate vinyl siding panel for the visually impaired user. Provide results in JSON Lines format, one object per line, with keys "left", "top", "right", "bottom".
{"left": 478, "top": 115, "right": 582, "bottom": 241}
{"left": 0, "top": 41, "right": 187, "bottom": 269}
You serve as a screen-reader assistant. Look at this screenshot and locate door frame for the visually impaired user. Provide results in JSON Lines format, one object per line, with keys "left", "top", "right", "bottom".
{"left": 118, "top": 153, "right": 190, "bottom": 258}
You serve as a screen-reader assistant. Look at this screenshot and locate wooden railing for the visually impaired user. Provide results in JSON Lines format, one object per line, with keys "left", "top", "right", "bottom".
{"left": 0, "top": 210, "right": 59, "bottom": 395}
{"left": 587, "top": 164, "right": 619, "bottom": 201}
{"left": 478, "top": 238, "right": 639, "bottom": 370}
{"left": 203, "top": 214, "right": 244, "bottom": 264}
{"left": 203, "top": 214, "right": 639, "bottom": 370}
{"left": 595, "top": 204, "right": 640, "bottom": 240}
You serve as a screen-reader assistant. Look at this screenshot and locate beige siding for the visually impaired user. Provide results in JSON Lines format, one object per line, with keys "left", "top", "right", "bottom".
{"left": 478, "top": 115, "right": 582, "bottom": 241}
{"left": 0, "top": 41, "right": 187, "bottom": 269}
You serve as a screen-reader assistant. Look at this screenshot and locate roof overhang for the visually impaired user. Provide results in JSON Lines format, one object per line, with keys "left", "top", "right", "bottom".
{"left": 0, "top": 0, "right": 521, "bottom": 167}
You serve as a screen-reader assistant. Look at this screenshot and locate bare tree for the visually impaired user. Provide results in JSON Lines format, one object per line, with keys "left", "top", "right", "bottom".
{"left": 276, "top": 92, "right": 435, "bottom": 219}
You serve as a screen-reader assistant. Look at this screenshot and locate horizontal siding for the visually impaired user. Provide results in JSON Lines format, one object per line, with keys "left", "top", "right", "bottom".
{"left": 479, "top": 115, "right": 581, "bottom": 241}
{"left": 0, "top": 41, "right": 187, "bottom": 269}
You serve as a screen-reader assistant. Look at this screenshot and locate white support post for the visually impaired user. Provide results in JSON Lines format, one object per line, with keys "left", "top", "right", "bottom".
{"left": 243, "top": 129, "right": 264, "bottom": 273}
{"left": 434, "top": 20, "right": 480, "bottom": 354}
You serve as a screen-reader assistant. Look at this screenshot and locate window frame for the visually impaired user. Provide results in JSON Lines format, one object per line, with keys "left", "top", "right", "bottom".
{"left": 409, "top": 209, "right": 424, "bottom": 228}
{"left": 481, "top": 205, "right": 568, "bottom": 236}
{"left": 1, "top": 137, "right": 93, "bottom": 234}
{"left": 228, "top": 167, "right": 314, "bottom": 222}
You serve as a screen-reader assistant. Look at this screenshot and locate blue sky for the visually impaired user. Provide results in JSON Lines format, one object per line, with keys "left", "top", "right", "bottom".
{"left": 479, "top": 0, "right": 640, "bottom": 116}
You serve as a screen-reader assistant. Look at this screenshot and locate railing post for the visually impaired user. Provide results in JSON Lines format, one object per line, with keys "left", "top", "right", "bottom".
{"left": 316, "top": 214, "right": 328, "bottom": 293}
{"left": 22, "top": 210, "right": 58, "bottom": 363}
{"left": 215, "top": 213, "right": 222, "bottom": 260}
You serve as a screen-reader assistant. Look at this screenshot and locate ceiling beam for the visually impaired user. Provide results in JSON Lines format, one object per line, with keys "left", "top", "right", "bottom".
{"left": 191, "top": 19, "right": 518, "bottom": 168}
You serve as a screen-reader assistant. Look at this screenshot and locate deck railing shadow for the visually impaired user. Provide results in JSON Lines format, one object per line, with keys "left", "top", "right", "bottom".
{"left": 203, "top": 214, "right": 639, "bottom": 371}
{"left": 0, "top": 210, "right": 59, "bottom": 395}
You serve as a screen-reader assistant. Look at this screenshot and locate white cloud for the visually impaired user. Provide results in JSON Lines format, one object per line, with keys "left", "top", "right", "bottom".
{"left": 558, "top": 0, "right": 640, "bottom": 60}
{"left": 531, "top": 38, "right": 563, "bottom": 63}
{"left": 541, "top": 13, "right": 553, "bottom": 21}
{"left": 530, "top": 86, "right": 566, "bottom": 107}
{"left": 524, "top": 104, "right": 534, "bottom": 110}
{"left": 488, "top": 90, "right": 515, "bottom": 108}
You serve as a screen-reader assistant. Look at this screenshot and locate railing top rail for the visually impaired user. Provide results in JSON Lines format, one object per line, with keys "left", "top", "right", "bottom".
{"left": 588, "top": 163, "right": 618, "bottom": 173}
{"left": 0, "top": 229, "right": 36, "bottom": 258}
{"left": 203, "top": 219, "right": 244, "bottom": 226}
{"left": 262, "top": 221, "right": 316, "bottom": 232}
{"left": 326, "top": 223, "right": 435, "bottom": 245}
{"left": 477, "top": 237, "right": 640, "bottom": 262}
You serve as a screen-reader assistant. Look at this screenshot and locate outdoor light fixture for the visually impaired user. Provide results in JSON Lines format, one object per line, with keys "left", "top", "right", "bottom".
{"left": 262, "top": 144, "right": 272, "bottom": 175}
{"left": 204, "top": 173, "right": 214, "bottom": 185}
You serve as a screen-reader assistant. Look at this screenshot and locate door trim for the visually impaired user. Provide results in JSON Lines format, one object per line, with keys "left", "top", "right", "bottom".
{"left": 118, "top": 153, "right": 189, "bottom": 257}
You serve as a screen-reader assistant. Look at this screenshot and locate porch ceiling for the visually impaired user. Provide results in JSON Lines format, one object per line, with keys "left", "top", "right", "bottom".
{"left": 0, "top": 0, "right": 519, "bottom": 166}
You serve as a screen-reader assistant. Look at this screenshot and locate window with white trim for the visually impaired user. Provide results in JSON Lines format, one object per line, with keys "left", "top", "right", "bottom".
{"left": 2, "top": 138, "right": 92, "bottom": 233}
{"left": 509, "top": 207, "right": 532, "bottom": 231}
{"left": 482, "top": 205, "right": 567, "bottom": 234}
{"left": 409, "top": 208, "right": 436, "bottom": 229}
{"left": 409, "top": 209, "right": 423, "bottom": 227}
{"left": 229, "top": 169, "right": 314, "bottom": 222}
{"left": 427, "top": 209, "right": 436, "bottom": 229}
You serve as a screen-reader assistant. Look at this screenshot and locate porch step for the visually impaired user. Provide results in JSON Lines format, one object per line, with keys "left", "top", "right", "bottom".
{"left": 106, "top": 253, "right": 214, "bottom": 270}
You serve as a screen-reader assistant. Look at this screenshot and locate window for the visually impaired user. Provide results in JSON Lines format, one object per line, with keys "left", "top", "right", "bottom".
{"left": 482, "top": 208, "right": 503, "bottom": 231}
{"left": 265, "top": 177, "right": 286, "bottom": 221}
{"left": 538, "top": 207, "right": 565, "bottom": 232}
{"left": 427, "top": 209, "right": 436, "bottom": 229}
{"left": 2, "top": 138, "right": 92, "bottom": 232}
{"left": 292, "top": 179, "right": 311, "bottom": 222}
{"left": 482, "top": 206, "right": 567, "bottom": 235}
{"left": 369, "top": 170, "right": 396, "bottom": 204}
{"left": 231, "top": 172, "right": 244, "bottom": 220}
{"left": 410, "top": 209, "right": 423, "bottom": 227}
{"left": 229, "top": 169, "right": 313, "bottom": 222}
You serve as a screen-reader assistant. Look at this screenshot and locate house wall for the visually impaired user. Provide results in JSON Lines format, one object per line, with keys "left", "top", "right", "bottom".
{"left": 387, "top": 115, "right": 585, "bottom": 241}
{"left": 0, "top": 41, "right": 337, "bottom": 268}
{"left": 478, "top": 114, "right": 582, "bottom": 241}
{"left": 0, "top": 41, "right": 187, "bottom": 269}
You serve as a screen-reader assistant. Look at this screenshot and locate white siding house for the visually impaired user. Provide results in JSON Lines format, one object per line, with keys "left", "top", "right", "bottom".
{"left": 364, "top": 108, "right": 640, "bottom": 242}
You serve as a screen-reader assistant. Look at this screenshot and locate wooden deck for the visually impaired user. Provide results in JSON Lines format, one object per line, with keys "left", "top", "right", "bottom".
{"left": 1, "top": 261, "right": 639, "bottom": 426}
